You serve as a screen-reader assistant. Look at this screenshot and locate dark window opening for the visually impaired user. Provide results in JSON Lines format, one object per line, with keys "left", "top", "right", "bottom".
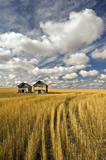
{"left": 38, "top": 90, "right": 41, "bottom": 93}
{"left": 22, "top": 89, "right": 24, "bottom": 93}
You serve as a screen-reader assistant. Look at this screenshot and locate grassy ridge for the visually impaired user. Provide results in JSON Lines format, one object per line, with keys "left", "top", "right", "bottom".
{"left": 0, "top": 89, "right": 106, "bottom": 160}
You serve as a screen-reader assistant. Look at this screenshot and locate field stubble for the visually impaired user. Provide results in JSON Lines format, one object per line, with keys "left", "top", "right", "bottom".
{"left": 0, "top": 89, "right": 106, "bottom": 160}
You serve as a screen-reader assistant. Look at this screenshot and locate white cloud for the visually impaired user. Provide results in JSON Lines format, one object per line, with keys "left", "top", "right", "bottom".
{"left": 22, "top": 35, "right": 55, "bottom": 55}
{"left": 49, "top": 76, "right": 59, "bottom": 80}
{"left": 0, "top": 9, "right": 104, "bottom": 56}
{"left": 79, "top": 69, "right": 99, "bottom": 77}
{"left": 98, "top": 74, "right": 106, "bottom": 79}
{"left": 0, "top": 32, "right": 54, "bottom": 55}
{"left": 0, "top": 57, "right": 38, "bottom": 72}
{"left": 91, "top": 49, "right": 106, "bottom": 59}
{"left": 62, "top": 73, "right": 78, "bottom": 79}
{"left": 0, "top": 48, "right": 12, "bottom": 61}
{"left": 31, "top": 66, "right": 76, "bottom": 76}
{"left": 64, "top": 52, "right": 89, "bottom": 65}
{"left": 9, "top": 74, "right": 16, "bottom": 79}
{"left": 75, "top": 64, "right": 91, "bottom": 70}
{"left": 31, "top": 65, "right": 89, "bottom": 77}
{"left": 40, "top": 8, "right": 104, "bottom": 53}
{"left": 29, "top": 58, "right": 38, "bottom": 64}
{"left": 104, "top": 69, "right": 106, "bottom": 72}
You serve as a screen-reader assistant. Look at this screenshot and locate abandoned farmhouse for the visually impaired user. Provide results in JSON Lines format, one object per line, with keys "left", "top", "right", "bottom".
{"left": 33, "top": 81, "right": 48, "bottom": 93}
{"left": 18, "top": 81, "right": 48, "bottom": 93}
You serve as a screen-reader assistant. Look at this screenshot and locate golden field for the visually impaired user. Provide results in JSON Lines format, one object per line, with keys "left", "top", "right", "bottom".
{"left": 0, "top": 88, "right": 106, "bottom": 160}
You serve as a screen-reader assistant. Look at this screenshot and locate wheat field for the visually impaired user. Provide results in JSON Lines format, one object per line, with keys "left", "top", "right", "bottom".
{"left": 0, "top": 88, "right": 106, "bottom": 160}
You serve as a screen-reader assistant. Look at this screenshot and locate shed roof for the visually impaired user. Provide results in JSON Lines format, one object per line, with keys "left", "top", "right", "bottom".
{"left": 33, "top": 81, "right": 48, "bottom": 87}
{"left": 18, "top": 82, "right": 32, "bottom": 88}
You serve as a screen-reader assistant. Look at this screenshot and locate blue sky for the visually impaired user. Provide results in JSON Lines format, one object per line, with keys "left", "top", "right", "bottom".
{"left": 0, "top": 0, "right": 106, "bottom": 88}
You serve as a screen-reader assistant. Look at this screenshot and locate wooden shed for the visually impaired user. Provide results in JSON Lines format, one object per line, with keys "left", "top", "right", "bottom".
{"left": 18, "top": 82, "right": 32, "bottom": 93}
{"left": 33, "top": 81, "right": 48, "bottom": 94}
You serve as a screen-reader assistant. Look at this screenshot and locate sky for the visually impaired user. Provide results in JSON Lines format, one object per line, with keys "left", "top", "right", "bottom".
{"left": 0, "top": 0, "right": 106, "bottom": 89}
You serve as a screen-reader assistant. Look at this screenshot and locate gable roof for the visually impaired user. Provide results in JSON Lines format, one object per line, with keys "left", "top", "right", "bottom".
{"left": 18, "top": 82, "right": 32, "bottom": 88}
{"left": 33, "top": 81, "right": 48, "bottom": 87}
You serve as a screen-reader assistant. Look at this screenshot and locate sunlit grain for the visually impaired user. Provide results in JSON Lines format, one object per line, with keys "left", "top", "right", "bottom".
{"left": 0, "top": 88, "right": 106, "bottom": 160}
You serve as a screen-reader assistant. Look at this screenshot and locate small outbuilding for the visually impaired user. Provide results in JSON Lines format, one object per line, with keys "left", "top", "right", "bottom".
{"left": 33, "top": 81, "right": 48, "bottom": 94}
{"left": 18, "top": 82, "right": 32, "bottom": 93}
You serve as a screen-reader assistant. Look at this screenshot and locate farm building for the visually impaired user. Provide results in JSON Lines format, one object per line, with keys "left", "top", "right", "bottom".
{"left": 18, "top": 82, "right": 32, "bottom": 93}
{"left": 33, "top": 81, "right": 48, "bottom": 93}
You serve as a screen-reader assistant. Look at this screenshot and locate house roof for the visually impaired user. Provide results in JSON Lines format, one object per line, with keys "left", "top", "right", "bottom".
{"left": 18, "top": 82, "right": 32, "bottom": 88}
{"left": 33, "top": 81, "right": 48, "bottom": 87}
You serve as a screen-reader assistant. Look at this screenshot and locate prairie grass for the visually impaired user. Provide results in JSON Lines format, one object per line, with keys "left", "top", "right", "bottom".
{"left": 0, "top": 89, "right": 106, "bottom": 160}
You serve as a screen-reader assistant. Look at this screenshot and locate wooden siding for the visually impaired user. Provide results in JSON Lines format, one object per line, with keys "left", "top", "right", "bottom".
{"left": 18, "top": 82, "right": 32, "bottom": 93}
{"left": 33, "top": 81, "right": 48, "bottom": 93}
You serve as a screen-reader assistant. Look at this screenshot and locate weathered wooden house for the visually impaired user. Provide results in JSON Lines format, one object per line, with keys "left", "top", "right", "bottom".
{"left": 33, "top": 81, "right": 48, "bottom": 93}
{"left": 18, "top": 82, "right": 32, "bottom": 93}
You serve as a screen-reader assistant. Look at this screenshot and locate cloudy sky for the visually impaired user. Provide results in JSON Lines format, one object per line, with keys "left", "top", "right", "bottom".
{"left": 0, "top": 0, "right": 106, "bottom": 89}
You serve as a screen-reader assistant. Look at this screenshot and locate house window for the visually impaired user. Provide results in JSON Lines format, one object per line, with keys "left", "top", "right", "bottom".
{"left": 38, "top": 90, "right": 41, "bottom": 93}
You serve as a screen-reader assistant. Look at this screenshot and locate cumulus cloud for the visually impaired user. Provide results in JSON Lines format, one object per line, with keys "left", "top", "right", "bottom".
{"left": 104, "top": 69, "right": 106, "bottom": 72}
{"left": 0, "top": 9, "right": 104, "bottom": 56}
{"left": 62, "top": 73, "right": 78, "bottom": 79}
{"left": 0, "top": 8, "right": 105, "bottom": 89}
{"left": 31, "top": 64, "right": 89, "bottom": 77}
{"left": 22, "top": 35, "right": 55, "bottom": 55}
{"left": 91, "top": 49, "right": 106, "bottom": 59}
{"left": 9, "top": 74, "right": 16, "bottom": 79}
{"left": 40, "top": 8, "right": 104, "bottom": 53}
{"left": 98, "top": 74, "right": 106, "bottom": 79}
{"left": 31, "top": 66, "right": 76, "bottom": 76}
{"left": 44, "top": 77, "right": 106, "bottom": 89}
{"left": 0, "top": 57, "right": 38, "bottom": 72}
{"left": 64, "top": 52, "right": 89, "bottom": 65}
{"left": 0, "top": 32, "right": 54, "bottom": 55}
{"left": 28, "top": 58, "right": 38, "bottom": 64}
{"left": 75, "top": 64, "right": 91, "bottom": 70}
{"left": 0, "top": 48, "right": 12, "bottom": 61}
{"left": 79, "top": 69, "right": 99, "bottom": 77}
{"left": 49, "top": 76, "right": 59, "bottom": 80}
